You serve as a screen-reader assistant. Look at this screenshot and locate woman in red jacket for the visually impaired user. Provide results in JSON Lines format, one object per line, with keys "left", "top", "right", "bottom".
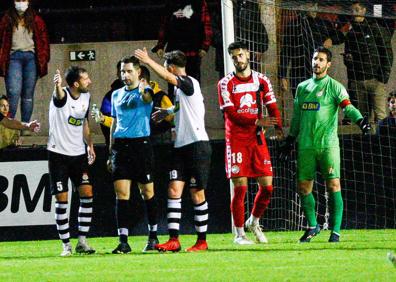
{"left": 0, "top": 0, "right": 49, "bottom": 133}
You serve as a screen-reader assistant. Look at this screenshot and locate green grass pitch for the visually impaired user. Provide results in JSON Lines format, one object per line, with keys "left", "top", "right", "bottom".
{"left": 1, "top": 229, "right": 396, "bottom": 281}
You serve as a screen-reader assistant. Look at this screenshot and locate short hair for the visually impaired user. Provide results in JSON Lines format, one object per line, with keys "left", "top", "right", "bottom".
{"left": 116, "top": 60, "right": 122, "bottom": 71}
{"left": 352, "top": 1, "right": 366, "bottom": 8}
{"left": 227, "top": 41, "right": 248, "bottom": 54}
{"left": 388, "top": 91, "right": 396, "bottom": 102}
{"left": 65, "top": 66, "right": 87, "bottom": 87}
{"left": 164, "top": 50, "right": 187, "bottom": 68}
{"left": 314, "top": 46, "right": 332, "bottom": 62}
{"left": 139, "top": 65, "right": 150, "bottom": 82}
{"left": 121, "top": 55, "right": 140, "bottom": 69}
{"left": 0, "top": 95, "right": 8, "bottom": 101}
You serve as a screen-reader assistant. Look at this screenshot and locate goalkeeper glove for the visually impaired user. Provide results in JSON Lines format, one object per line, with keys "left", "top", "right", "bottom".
{"left": 356, "top": 116, "right": 371, "bottom": 135}
{"left": 278, "top": 135, "right": 295, "bottom": 162}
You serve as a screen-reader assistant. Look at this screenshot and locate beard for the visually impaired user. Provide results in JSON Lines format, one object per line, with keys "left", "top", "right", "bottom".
{"left": 313, "top": 65, "right": 327, "bottom": 75}
{"left": 235, "top": 60, "right": 249, "bottom": 72}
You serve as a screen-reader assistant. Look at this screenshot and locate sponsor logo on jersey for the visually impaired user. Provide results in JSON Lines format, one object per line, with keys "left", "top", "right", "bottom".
{"left": 302, "top": 102, "right": 320, "bottom": 111}
{"left": 239, "top": 94, "right": 256, "bottom": 108}
{"left": 68, "top": 116, "right": 84, "bottom": 126}
{"left": 231, "top": 165, "right": 240, "bottom": 174}
{"left": 237, "top": 108, "right": 258, "bottom": 114}
{"left": 233, "top": 83, "right": 259, "bottom": 93}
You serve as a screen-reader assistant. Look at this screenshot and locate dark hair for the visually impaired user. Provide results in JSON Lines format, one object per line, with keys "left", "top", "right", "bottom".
{"left": 139, "top": 65, "right": 150, "bottom": 82}
{"left": 388, "top": 91, "right": 396, "bottom": 102}
{"left": 121, "top": 55, "right": 140, "bottom": 69}
{"left": 164, "top": 50, "right": 187, "bottom": 68}
{"left": 6, "top": 1, "right": 36, "bottom": 33}
{"left": 0, "top": 95, "right": 8, "bottom": 101}
{"left": 65, "top": 66, "right": 87, "bottom": 87}
{"left": 352, "top": 1, "right": 366, "bottom": 9}
{"left": 227, "top": 41, "right": 248, "bottom": 54}
{"left": 116, "top": 60, "right": 122, "bottom": 71}
{"left": 314, "top": 46, "right": 332, "bottom": 62}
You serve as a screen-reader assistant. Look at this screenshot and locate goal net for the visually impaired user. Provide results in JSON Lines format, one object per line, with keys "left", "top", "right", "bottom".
{"left": 226, "top": 0, "right": 396, "bottom": 231}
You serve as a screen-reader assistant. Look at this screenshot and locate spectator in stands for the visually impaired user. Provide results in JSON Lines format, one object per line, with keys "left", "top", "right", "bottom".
{"left": 96, "top": 61, "right": 123, "bottom": 148}
{"left": 0, "top": 0, "right": 50, "bottom": 135}
{"left": 343, "top": 1, "right": 393, "bottom": 129}
{"left": 151, "top": 0, "right": 212, "bottom": 100}
{"left": 279, "top": 2, "right": 344, "bottom": 97}
{"left": 377, "top": 91, "right": 396, "bottom": 136}
{"left": 0, "top": 95, "right": 21, "bottom": 149}
{"left": 211, "top": 0, "right": 269, "bottom": 78}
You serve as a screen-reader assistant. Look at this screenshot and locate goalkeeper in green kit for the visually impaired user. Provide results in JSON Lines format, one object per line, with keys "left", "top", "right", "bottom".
{"left": 280, "top": 46, "right": 371, "bottom": 243}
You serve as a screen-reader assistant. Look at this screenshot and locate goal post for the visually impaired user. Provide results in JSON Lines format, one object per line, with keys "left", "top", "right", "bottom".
{"left": 222, "top": 0, "right": 396, "bottom": 232}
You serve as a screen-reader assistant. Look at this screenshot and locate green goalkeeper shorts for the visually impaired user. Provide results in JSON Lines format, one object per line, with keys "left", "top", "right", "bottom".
{"left": 297, "top": 147, "right": 340, "bottom": 181}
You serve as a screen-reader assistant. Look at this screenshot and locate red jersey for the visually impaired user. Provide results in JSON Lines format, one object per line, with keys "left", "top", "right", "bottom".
{"left": 217, "top": 71, "right": 281, "bottom": 141}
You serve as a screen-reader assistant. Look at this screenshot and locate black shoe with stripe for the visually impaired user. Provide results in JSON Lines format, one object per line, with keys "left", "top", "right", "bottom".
{"left": 299, "top": 224, "right": 320, "bottom": 243}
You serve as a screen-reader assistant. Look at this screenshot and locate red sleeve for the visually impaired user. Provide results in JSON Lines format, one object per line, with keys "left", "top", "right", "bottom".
{"left": 223, "top": 107, "right": 257, "bottom": 126}
{"left": 201, "top": 0, "right": 212, "bottom": 51}
{"left": 267, "top": 102, "right": 282, "bottom": 128}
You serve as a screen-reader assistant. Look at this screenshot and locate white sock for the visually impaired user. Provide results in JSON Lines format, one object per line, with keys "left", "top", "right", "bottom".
{"left": 251, "top": 215, "right": 260, "bottom": 225}
{"left": 236, "top": 227, "right": 245, "bottom": 237}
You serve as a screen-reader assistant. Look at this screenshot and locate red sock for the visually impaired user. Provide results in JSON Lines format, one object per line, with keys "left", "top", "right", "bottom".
{"left": 230, "top": 185, "right": 247, "bottom": 227}
{"left": 252, "top": 185, "right": 273, "bottom": 218}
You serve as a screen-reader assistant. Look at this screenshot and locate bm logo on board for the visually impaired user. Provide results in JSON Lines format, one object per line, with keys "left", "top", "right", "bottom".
{"left": 302, "top": 102, "right": 320, "bottom": 111}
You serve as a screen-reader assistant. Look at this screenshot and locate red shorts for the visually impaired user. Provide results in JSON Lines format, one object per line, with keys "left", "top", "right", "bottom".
{"left": 225, "top": 138, "right": 273, "bottom": 179}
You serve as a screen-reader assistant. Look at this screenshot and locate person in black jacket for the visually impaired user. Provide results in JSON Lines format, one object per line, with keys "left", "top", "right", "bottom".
{"left": 279, "top": 2, "right": 344, "bottom": 97}
{"left": 151, "top": 0, "right": 212, "bottom": 100}
{"left": 343, "top": 1, "right": 393, "bottom": 127}
{"left": 211, "top": 0, "right": 268, "bottom": 78}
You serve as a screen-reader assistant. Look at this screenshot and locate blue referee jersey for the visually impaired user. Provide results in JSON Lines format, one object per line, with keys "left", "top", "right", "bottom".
{"left": 111, "top": 86, "right": 152, "bottom": 138}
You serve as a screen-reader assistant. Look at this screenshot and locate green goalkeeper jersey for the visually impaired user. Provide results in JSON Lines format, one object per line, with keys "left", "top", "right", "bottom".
{"left": 289, "top": 75, "right": 362, "bottom": 150}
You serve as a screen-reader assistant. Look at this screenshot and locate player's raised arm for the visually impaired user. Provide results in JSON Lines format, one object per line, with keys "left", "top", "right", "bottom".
{"left": 53, "top": 69, "right": 65, "bottom": 100}
{"left": 134, "top": 47, "right": 178, "bottom": 86}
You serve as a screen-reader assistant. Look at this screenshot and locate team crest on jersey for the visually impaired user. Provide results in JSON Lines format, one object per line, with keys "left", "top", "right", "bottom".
{"left": 316, "top": 89, "right": 324, "bottom": 97}
{"left": 68, "top": 116, "right": 83, "bottom": 126}
{"left": 231, "top": 165, "right": 240, "bottom": 174}
{"left": 302, "top": 102, "right": 320, "bottom": 111}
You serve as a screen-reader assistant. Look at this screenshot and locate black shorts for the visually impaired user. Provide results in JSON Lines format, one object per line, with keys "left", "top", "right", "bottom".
{"left": 169, "top": 141, "right": 212, "bottom": 189}
{"left": 48, "top": 151, "right": 92, "bottom": 195}
{"left": 111, "top": 137, "right": 154, "bottom": 184}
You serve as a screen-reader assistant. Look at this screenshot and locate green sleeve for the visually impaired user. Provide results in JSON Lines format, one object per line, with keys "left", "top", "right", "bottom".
{"left": 343, "top": 104, "right": 363, "bottom": 123}
{"left": 289, "top": 93, "right": 301, "bottom": 138}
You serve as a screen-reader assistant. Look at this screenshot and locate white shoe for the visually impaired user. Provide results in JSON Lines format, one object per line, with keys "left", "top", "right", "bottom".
{"left": 75, "top": 240, "right": 96, "bottom": 254}
{"left": 233, "top": 235, "right": 254, "bottom": 245}
{"left": 245, "top": 217, "right": 268, "bottom": 243}
{"left": 60, "top": 243, "right": 72, "bottom": 257}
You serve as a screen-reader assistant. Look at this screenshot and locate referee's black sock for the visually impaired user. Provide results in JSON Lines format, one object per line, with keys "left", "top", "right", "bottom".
{"left": 116, "top": 199, "right": 129, "bottom": 243}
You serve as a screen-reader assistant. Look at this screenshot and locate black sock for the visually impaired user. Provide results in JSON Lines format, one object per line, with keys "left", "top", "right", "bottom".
{"left": 145, "top": 196, "right": 158, "bottom": 239}
{"left": 116, "top": 199, "right": 129, "bottom": 243}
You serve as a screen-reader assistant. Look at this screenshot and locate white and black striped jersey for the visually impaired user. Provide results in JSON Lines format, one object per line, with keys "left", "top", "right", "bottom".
{"left": 47, "top": 87, "right": 90, "bottom": 156}
{"left": 173, "top": 75, "right": 209, "bottom": 148}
